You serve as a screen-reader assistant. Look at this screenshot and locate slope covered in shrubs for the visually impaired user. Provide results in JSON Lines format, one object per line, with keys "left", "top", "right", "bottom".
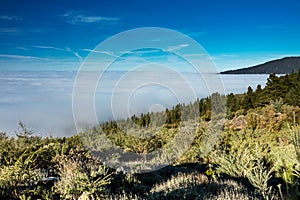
{"left": 1, "top": 71, "right": 300, "bottom": 199}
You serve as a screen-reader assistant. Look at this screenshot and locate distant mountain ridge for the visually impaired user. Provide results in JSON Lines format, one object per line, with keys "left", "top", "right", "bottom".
{"left": 221, "top": 56, "right": 300, "bottom": 74}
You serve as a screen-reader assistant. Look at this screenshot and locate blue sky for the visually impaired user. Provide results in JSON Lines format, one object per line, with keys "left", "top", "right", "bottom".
{"left": 0, "top": 0, "right": 300, "bottom": 71}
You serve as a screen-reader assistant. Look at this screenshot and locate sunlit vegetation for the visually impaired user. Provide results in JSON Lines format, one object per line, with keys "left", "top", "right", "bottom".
{"left": 1, "top": 71, "right": 300, "bottom": 199}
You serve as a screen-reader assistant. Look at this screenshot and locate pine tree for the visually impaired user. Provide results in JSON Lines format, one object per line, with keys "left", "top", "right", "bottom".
{"left": 254, "top": 84, "right": 264, "bottom": 107}
{"left": 227, "top": 93, "right": 238, "bottom": 116}
{"left": 242, "top": 86, "right": 254, "bottom": 110}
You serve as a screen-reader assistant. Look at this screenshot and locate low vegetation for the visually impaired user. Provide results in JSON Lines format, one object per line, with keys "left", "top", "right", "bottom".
{"left": 1, "top": 71, "right": 300, "bottom": 199}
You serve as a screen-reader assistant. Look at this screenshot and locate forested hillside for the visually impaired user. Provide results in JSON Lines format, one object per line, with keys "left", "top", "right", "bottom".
{"left": 1, "top": 71, "right": 300, "bottom": 199}
{"left": 103, "top": 70, "right": 300, "bottom": 127}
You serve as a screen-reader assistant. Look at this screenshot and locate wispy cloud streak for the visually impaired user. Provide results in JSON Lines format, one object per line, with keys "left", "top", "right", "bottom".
{"left": 167, "top": 44, "right": 190, "bottom": 51}
{"left": 32, "top": 45, "right": 65, "bottom": 51}
{"left": 0, "top": 15, "right": 22, "bottom": 21}
{"left": 0, "top": 54, "right": 45, "bottom": 60}
{"left": 62, "top": 10, "right": 120, "bottom": 25}
{"left": 81, "top": 48, "right": 118, "bottom": 57}
{"left": 66, "top": 47, "right": 83, "bottom": 62}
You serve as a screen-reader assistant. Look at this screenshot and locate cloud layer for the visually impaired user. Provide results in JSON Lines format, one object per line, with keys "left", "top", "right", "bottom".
{"left": 0, "top": 71, "right": 269, "bottom": 137}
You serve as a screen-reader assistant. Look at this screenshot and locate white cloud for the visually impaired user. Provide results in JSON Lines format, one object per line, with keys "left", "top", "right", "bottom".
{"left": 167, "top": 44, "right": 190, "bottom": 51}
{"left": 63, "top": 10, "right": 120, "bottom": 25}
{"left": 16, "top": 47, "right": 30, "bottom": 51}
{"left": 33, "top": 45, "right": 84, "bottom": 62}
{"left": 0, "top": 15, "right": 22, "bottom": 21}
{"left": 81, "top": 48, "right": 117, "bottom": 57}
{"left": 66, "top": 47, "right": 83, "bottom": 62}
{"left": 0, "top": 54, "right": 44, "bottom": 60}
{"left": 32, "top": 45, "right": 65, "bottom": 51}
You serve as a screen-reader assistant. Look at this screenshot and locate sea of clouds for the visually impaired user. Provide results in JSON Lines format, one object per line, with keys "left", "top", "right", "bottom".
{"left": 0, "top": 71, "right": 269, "bottom": 137}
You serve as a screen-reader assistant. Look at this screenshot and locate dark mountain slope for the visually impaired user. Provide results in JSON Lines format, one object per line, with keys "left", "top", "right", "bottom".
{"left": 221, "top": 56, "right": 300, "bottom": 74}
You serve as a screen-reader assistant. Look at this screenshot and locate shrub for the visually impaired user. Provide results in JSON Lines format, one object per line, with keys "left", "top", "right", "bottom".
{"left": 54, "top": 155, "right": 112, "bottom": 199}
